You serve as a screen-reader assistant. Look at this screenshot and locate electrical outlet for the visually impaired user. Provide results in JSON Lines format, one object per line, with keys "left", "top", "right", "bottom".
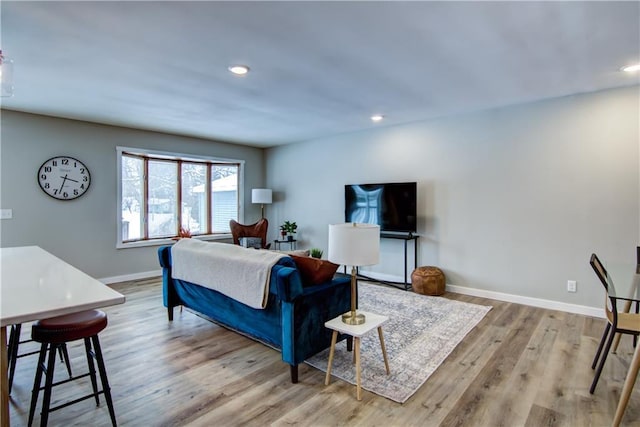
{"left": 567, "top": 280, "right": 577, "bottom": 293}
{"left": 0, "top": 209, "right": 12, "bottom": 220}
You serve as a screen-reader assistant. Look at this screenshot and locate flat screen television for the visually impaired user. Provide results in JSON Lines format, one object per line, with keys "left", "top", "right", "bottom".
{"left": 345, "top": 182, "right": 417, "bottom": 234}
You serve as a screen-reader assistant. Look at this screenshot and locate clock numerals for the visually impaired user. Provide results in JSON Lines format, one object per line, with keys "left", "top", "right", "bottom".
{"left": 37, "top": 156, "right": 91, "bottom": 201}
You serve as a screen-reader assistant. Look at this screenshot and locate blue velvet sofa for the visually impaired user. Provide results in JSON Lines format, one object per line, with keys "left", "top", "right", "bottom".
{"left": 158, "top": 245, "right": 352, "bottom": 383}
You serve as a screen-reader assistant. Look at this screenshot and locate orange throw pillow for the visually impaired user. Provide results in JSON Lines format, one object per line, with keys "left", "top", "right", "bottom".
{"left": 290, "top": 255, "right": 339, "bottom": 286}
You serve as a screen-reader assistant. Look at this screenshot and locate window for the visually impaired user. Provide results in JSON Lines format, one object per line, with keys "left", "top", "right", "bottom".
{"left": 117, "top": 147, "right": 244, "bottom": 247}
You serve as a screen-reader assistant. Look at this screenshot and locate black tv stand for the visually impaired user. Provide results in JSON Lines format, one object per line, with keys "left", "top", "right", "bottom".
{"left": 356, "top": 232, "right": 419, "bottom": 291}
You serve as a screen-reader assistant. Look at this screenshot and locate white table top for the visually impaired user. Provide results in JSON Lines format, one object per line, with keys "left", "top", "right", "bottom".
{"left": 325, "top": 311, "right": 388, "bottom": 337}
{"left": 0, "top": 246, "right": 125, "bottom": 326}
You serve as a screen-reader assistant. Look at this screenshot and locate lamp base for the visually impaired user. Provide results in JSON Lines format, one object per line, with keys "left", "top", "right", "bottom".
{"left": 342, "top": 310, "right": 366, "bottom": 325}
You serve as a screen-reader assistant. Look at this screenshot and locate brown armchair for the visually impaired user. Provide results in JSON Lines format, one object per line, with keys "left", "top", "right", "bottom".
{"left": 229, "top": 218, "right": 271, "bottom": 249}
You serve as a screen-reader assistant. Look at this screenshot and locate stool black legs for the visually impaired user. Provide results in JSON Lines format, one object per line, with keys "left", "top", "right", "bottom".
{"left": 60, "top": 345, "right": 72, "bottom": 380}
{"left": 8, "top": 324, "right": 20, "bottom": 393}
{"left": 92, "top": 335, "right": 117, "bottom": 427}
{"left": 84, "top": 337, "right": 100, "bottom": 406}
{"left": 39, "top": 343, "right": 59, "bottom": 427}
{"left": 28, "top": 336, "right": 117, "bottom": 427}
{"left": 27, "top": 342, "right": 48, "bottom": 427}
{"left": 8, "top": 324, "right": 73, "bottom": 394}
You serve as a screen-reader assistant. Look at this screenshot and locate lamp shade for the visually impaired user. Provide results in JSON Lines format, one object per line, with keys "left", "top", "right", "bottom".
{"left": 328, "top": 223, "right": 380, "bottom": 267}
{"left": 0, "top": 50, "right": 14, "bottom": 98}
{"left": 251, "top": 188, "right": 272, "bottom": 204}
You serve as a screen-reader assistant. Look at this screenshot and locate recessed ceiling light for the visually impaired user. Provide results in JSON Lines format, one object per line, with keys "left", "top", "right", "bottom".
{"left": 621, "top": 63, "right": 640, "bottom": 72}
{"left": 371, "top": 114, "right": 384, "bottom": 122}
{"left": 228, "top": 65, "right": 250, "bottom": 75}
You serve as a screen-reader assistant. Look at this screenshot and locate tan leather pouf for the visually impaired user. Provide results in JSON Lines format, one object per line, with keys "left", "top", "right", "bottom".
{"left": 411, "top": 266, "right": 446, "bottom": 296}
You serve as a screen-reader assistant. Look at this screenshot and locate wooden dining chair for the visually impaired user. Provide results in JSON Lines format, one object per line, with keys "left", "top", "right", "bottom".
{"left": 589, "top": 253, "right": 640, "bottom": 394}
{"left": 611, "top": 246, "right": 640, "bottom": 426}
{"left": 611, "top": 247, "right": 640, "bottom": 353}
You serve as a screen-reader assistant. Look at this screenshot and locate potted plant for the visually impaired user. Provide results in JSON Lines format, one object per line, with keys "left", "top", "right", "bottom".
{"left": 172, "top": 226, "right": 192, "bottom": 240}
{"left": 279, "top": 225, "right": 287, "bottom": 240}
{"left": 310, "top": 248, "right": 323, "bottom": 259}
{"left": 282, "top": 221, "right": 297, "bottom": 241}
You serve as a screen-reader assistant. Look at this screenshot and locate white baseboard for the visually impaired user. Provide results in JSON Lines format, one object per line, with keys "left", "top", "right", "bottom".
{"left": 99, "top": 269, "right": 162, "bottom": 285}
{"left": 445, "top": 284, "right": 604, "bottom": 319}
{"left": 359, "top": 270, "right": 603, "bottom": 319}
{"left": 358, "top": 270, "right": 405, "bottom": 283}
{"left": 102, "top": 269, "right": 603, "bottom": 319}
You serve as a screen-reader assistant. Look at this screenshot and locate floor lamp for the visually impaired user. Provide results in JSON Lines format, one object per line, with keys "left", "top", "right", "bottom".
{"left": 251, "top": 188, "right": 272, "bottom": 219}
{"left": 328, "top": 223, "right": 380, "bottom": 325}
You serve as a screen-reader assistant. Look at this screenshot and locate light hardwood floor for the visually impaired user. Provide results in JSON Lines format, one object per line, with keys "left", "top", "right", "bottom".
{"left": 7, "top": 278, "right": 640, "bottom": 426}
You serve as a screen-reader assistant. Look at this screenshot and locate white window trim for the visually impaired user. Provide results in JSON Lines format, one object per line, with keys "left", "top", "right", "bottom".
{"left": 116, "top": 146, "right": 245, "bottom": 249}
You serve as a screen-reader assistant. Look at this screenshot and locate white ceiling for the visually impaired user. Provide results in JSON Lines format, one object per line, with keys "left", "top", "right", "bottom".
{"left": 1, "top": 1, "right": 638, "bottom": 148}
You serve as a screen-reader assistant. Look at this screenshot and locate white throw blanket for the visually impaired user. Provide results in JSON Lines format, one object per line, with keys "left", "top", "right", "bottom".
{"left": 171, "top": 239, "right": 286, "bottom": 309}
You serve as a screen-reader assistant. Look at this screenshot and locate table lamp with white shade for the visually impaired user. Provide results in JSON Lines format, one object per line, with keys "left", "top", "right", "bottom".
{"left": 251, "top": 188, "right": 272, "bottom": 219}
{"left": 328, "top": 223, "right": 380, "bottom": 325}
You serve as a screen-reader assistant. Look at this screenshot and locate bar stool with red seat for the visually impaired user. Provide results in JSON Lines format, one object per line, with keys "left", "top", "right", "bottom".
{"left": 28, "top": 309, "right": 117, "bottom": 427}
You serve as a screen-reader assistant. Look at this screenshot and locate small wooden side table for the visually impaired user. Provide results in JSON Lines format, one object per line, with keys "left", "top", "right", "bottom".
{"left": 273, "top": 239, "right": 297, "bottom": 250}
{"left": 324, "top": 311, "right": 390, "bottom": 400}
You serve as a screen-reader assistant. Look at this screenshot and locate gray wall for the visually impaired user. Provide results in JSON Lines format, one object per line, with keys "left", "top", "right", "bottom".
{"left": 0, "top": 111, "right": 266, "bottom": 279}
{"left": 3, "top": 85, "right": 637, "bottom": 308}
{"left": 265, "top": 86, "right": 639, "bottom": 308}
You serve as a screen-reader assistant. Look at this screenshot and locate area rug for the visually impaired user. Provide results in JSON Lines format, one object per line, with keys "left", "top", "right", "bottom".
{"left": 305, "top": 283, "right": 492, "bottom": 403}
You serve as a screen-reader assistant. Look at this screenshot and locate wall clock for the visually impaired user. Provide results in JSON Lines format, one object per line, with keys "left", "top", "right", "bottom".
{"left": 37, "top": 156, "right": 91, "bottom": 200}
